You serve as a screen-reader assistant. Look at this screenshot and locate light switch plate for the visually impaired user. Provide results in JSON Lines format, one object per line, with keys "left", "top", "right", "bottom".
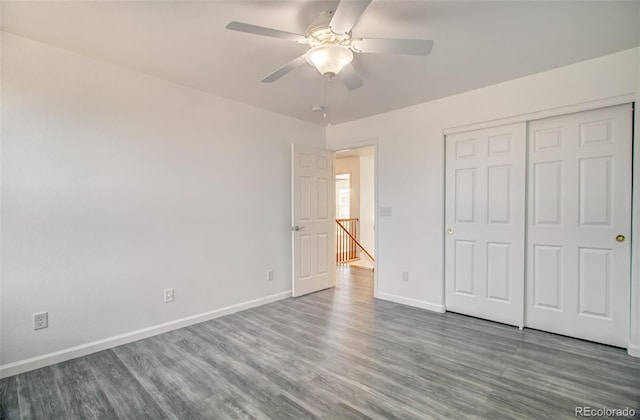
{"left": 380, "top": 206, "right": 392, "bottom": 217}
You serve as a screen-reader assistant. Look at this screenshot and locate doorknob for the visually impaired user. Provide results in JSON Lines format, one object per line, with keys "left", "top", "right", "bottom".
{"left": 447, "top": 228, "right": 454, "bottom": 235}
{"left": 616, "top": 234, "right": 626, "bottom": 242}
{"left": 293, "top": 225, "right": 305, "bottom": 232}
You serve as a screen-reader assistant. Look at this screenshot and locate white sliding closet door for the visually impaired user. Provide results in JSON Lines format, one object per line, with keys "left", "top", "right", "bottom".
{"left": 445, "top": 123, "right": 526, "bottom": 327}
{"left": 526, "top": 104, "right": 632, "bottom": 347}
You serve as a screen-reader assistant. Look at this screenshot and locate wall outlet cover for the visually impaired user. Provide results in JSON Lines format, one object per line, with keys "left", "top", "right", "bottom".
{"left": 33, "top": 312, "right": 48, "bottom": 330}
{"left": 164, "top": 288, "right": 175, "bottom": 303}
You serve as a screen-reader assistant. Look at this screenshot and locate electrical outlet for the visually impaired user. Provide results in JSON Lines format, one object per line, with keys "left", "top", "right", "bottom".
{"left": 267, "top": 270, "right": 274, "bottom": 281}
{"left": 33, "top": 312, "right": 48, "bottom": 330}
{"left": 380, "top": 206, "right": 392, "bottom": 217}
{"left": 402, "top": 271, "right": 409, "bottom": 282}
{"left": 164, "top": 288, "right": 174, "bottom": 303}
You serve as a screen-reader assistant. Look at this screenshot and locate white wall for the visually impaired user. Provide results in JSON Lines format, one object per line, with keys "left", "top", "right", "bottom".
{"left": 326, "top": 48, "right": 640, "bottom": 327}
{"left": 0, "top": 33, "right": 325, "bottom": 375}
{"left": 358, "top": 154, "right": 375, "bottom": 269}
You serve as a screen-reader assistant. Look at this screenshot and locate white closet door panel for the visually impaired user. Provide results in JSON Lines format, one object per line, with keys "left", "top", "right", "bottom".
{"left": 526, "top": 104, "right": 631, "bottom": 347}
{"left": 445, "top": 123, "right": 526, "bottom": 327}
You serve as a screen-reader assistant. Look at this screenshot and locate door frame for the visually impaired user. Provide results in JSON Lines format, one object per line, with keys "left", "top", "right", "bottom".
{"left": 442, "top": 93, "right": 639, "bottom": 356}
{"left": 329, "top": 139, "right": 379, "bottom": 296}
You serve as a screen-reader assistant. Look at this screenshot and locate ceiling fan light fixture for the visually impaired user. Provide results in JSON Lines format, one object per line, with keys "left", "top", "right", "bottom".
{"left": 305, "top": 45, "right": 353, "bottom": 77}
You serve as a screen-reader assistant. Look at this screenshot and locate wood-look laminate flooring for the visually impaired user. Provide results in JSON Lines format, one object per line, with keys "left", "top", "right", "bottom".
{"left": 1, "top": 266, "right": 639, "bottom": 419}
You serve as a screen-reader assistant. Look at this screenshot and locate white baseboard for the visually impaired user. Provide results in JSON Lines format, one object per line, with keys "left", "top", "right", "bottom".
{"left": 628, "top": 343, "right": 640, "bottom": 358}
{"left": 0, "top": 290, "right": 291, "bottom": 379}
{"left": 376, "top": 292, "right": 445, "bottom": 313}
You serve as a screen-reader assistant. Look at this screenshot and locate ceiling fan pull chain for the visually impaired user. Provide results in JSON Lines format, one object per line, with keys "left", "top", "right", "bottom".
{"left": 324, "top": 77, "right": 331, "bottom": 127}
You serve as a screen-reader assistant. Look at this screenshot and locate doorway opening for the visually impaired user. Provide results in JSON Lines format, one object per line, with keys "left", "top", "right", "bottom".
{"left": 336, "top": 173, "right": 351, "bottom": 219}
{"left": 335, "top": 146, "right": 375, "bottom": 280}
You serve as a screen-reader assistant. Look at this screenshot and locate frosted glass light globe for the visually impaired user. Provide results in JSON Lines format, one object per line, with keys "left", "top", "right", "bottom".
{"left": 305, "top": 45, "right": 353, "bottom": 77}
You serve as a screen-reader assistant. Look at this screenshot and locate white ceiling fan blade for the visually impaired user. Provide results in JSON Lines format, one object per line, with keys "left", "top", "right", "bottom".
{"left": 329, "top": 0, "right": 372, "bottom": 34}
{"left": 226, "top": 22, "right": 306, "bottom": 43}
{"left": 339, "top": 63, "right": 364, "bottom": 91}
{"left": 353, "top": 38, "right": 434, "bottom": 56}
{"left": 261, "top": 55, "right": 308, "bottom": 83}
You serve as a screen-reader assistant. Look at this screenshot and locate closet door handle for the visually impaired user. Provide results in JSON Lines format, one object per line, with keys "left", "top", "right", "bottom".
{"left": 447, "top": 228, "right": 454, "bottom": 235}
{"left": 616, "top": 234, "right": 625, "bottom": 242}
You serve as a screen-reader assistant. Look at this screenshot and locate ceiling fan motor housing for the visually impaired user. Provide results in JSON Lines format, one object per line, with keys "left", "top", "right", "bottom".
{"left": 305, "top": 11, "right": 333, "bottom": 37}
{"left": 306, "top": 11, "right": 353, "bottom": 48}
{"left": 304, "top": 11, "right": 355, "bottom": 76}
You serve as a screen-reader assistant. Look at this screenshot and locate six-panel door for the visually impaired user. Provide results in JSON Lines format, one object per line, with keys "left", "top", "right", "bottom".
{"left": 292, "top": 144, "right": 335, "bottom": 297}
{"left": 445, "top": 123, "right": 527, "bottom": 327}
{"left": 526, "top": 104, "right": 632, "bottom": 347}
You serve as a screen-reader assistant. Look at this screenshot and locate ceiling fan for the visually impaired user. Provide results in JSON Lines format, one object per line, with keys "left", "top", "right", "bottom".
{"left": 225, "top": 0, "right": 434, "bottom": 90}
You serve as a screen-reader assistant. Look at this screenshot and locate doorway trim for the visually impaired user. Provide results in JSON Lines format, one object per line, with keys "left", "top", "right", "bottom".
{"left": 443, "top": 94, "right": 636, "bottom": 136}
{"left": 330, "top": 139, "right": 379, "bottom": 297}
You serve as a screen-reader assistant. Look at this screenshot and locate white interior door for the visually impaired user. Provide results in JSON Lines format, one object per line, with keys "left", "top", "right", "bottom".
{"left": 292, "top": 144, "right": 335, "bottom": 297}
{"left": 526, "top": 104, "right": 632, "bottom": 347}
{"left": 445, "top": 123, "right": 526, "bottom": 327}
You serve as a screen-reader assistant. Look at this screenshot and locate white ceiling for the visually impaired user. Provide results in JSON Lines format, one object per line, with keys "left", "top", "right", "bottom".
{"left": 2, "top": 1, "right": 639, "bottom": 126}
